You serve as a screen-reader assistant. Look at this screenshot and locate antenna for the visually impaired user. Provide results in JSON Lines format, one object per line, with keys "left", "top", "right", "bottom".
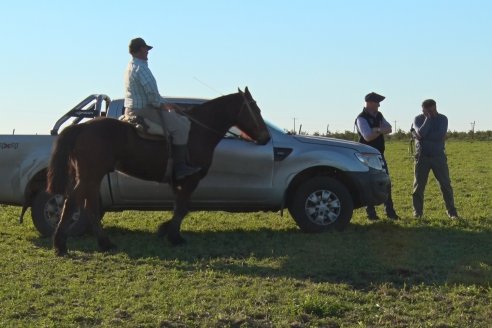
{"left": 193, "top": 76, "right": 224, "bottom": 95}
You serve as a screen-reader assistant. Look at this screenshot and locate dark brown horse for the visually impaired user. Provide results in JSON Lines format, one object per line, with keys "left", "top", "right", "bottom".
{"left": 47, "top": 87, "right": 270, "bottom": 256}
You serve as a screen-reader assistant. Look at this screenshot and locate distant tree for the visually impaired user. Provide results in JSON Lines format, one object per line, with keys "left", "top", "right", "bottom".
{"left": 280, "top": 126, "right": 491, "bottom": 141}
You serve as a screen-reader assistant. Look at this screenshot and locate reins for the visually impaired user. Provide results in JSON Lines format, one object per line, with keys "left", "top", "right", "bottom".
{"left": 175, "top": 93, "right": 258, "bottom": 140}
{"left": 175, "top": 107, "right": 228, "bottom": 137}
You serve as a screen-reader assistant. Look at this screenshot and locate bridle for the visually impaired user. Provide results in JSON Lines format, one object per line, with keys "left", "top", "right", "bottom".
{"left": 177, "top": 92, "right": 261, "bottom": 139}
{"left": 239, "top": 91, "right": 261, "bottom": 129}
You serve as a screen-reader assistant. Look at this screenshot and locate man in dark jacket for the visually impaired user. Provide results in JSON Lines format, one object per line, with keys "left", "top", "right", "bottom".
{"left": 355, "top": 92, "right": 399, "bottom": 220}
{"left": 411, "top": 99, "right": 459, "bottom": 219}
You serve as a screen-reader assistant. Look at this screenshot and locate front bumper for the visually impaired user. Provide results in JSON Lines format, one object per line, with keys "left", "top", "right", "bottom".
{"left": 347, "top": 169, "right": 391, "bottom": 208}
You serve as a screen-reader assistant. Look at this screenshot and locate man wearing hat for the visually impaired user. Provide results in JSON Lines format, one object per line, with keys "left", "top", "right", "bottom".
{"left": 123, "top": 37, "right": 200, "bottom": 180}
{"left": 355, "top": 92, "right": 399, "bottom": 220}
{"left": 411, "top": 99, "right": 459, "bottom": 219}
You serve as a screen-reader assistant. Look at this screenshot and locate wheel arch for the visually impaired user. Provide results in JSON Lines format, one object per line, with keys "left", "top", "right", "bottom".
{"left": 23, "top": 169, "right": 48, "bottom": 208}
{"left": 284, "top": 166, "right": 361, "bottom": 209}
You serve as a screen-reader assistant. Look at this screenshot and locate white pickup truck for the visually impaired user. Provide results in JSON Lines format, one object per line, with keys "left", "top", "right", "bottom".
{"left": 0, "top": 94, "right": 390, "bottom": 237}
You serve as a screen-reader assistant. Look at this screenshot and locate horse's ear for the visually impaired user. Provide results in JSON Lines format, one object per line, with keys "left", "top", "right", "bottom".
{"left": 245, "top": 86, "right": 251, "bottom": 96}
{"left": 238, "top": 87, "right": 243, "bottom": 94}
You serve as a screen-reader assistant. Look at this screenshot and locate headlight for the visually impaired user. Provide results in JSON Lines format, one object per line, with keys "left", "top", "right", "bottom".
{"left": 355, "top": 152, "right": 384, "bottom": 170}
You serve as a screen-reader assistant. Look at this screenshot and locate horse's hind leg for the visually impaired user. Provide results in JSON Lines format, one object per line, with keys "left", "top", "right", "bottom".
{"left": 53, "top": 187, "right": 82, "bottom": 256}
{"left": 85, "top": 182, "right": 116, "bottom": 252}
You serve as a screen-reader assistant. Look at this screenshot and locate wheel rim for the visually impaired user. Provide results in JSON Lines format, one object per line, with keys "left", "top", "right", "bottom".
{"left": 304, "top": 189, "right": 341, "bottom": 225}
{"left": 43, "top": 194, "right": 80, "bottom": 228}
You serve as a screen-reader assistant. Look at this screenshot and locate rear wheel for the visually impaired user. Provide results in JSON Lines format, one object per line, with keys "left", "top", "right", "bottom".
{"left": 288, "top": 176, "right": 353, "bottom": 233}
{"left": 31, "top": 191, "right": 90, "bottom": 237}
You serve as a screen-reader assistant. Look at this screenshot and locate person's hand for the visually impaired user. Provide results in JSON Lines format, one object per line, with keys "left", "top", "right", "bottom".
{"left": 423, "top": 106, "right": 437, "bottom": 118}
{"left": 422, "top": 108, "right": 431, "bottom": 118}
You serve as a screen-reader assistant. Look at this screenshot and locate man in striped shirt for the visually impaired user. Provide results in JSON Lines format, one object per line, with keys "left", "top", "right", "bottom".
{"left": 123, "top": 37, "right": 200, "bottom": 180}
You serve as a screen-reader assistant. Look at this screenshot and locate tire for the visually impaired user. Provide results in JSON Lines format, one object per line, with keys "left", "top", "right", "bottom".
{"left": 31, "top": 191, "right": 91, "bottom": 237}
{"left": 288, "top": 176, "right": 354, "bottom": 233}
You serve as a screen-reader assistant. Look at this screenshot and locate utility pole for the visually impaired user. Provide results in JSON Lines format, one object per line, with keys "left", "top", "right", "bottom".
{"left": 470, "top": 121, "right": 476, "bottom": 139}
{"left": 326, "top": 124, "right": 330, "bottom": 135}
{"left": 293, "top": 117, "right": 297, "bottom": 134}
{"left": 394, "top": 120, "right": 397, "bottom": 133}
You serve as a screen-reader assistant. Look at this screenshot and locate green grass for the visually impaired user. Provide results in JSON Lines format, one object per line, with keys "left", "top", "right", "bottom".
{"left": 0, "top": 141, "right": 491, "bottom": 327}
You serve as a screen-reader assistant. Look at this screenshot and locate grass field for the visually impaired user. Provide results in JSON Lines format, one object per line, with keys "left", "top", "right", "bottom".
{"left": 0, "top": 141, "right": 491, "bottom": 327}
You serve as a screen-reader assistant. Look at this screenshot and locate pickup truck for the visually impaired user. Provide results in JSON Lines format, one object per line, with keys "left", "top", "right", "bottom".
{"left": 0, "top": 94, "right": 390, "bottom": 237}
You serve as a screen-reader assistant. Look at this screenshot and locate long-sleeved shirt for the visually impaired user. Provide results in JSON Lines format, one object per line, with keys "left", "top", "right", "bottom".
{"left": 355, "top": 108, "right": 392, "bottom": 153}
{"left": 124, "top": 58, "right": 165, "bottom": 110}
{"left": 412, "top": 113, "right": 448, "bottom": 156}
{"left": 356, "top": 113, "right": 392, "bottom": 141}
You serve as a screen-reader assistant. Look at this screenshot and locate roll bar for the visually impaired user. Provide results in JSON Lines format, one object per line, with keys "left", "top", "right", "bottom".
{"left": 50, "top": 94, "right": 111, "bottom": 136}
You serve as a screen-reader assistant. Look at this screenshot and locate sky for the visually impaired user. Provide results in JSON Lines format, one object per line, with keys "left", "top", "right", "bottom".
{"left": 0, "top": 0, "right": 490, "bottom": 135}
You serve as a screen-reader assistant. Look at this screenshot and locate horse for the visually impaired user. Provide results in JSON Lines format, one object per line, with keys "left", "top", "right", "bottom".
{"left": 46, "top": 87, "right": 271, "bottom": 256}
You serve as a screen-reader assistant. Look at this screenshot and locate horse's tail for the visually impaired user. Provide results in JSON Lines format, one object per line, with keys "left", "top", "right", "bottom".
{"left": 46, "top": 125, "right": 82, "bottom": 195}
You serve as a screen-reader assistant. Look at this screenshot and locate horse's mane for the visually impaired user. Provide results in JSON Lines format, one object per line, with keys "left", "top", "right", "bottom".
{"left": 184, "top": 93, "right": 238, "bottom": 117}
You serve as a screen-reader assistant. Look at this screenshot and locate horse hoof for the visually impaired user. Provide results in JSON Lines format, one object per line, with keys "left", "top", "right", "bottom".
{"left": 157, "top": 222, "right": 171, "bottom": 238}
{"left": 101, "top": 242, "right": 117, "bottom": 252}
{"left": 55, "top": 248, "right": 68, "bottom": 257}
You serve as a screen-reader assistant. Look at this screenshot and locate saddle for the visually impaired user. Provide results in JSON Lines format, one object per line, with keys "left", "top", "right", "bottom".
{"left": 120, "top": 114, "right": 173, "bottom": 182}
{"left": 120, "top": 114, "right": 168, "bottom": 141}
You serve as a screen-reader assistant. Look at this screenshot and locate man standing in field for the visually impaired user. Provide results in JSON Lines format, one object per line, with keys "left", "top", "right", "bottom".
{"left": 355, "top": 92, "right": 399, "bottom": 220}
{"left": 411, "top": 99, "right": 459, "bottom": 219}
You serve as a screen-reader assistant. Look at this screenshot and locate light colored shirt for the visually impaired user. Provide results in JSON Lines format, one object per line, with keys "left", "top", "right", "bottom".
{"left": 356, "top": 112, "right": 392, "bottom": 141}
{"left": 124, "top": 58, "right": 165, "bottom": 109}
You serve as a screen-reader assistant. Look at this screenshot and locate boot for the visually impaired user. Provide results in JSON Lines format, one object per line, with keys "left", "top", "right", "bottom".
{"left": 172, "top": 145, "right": 201, "bottom": 180}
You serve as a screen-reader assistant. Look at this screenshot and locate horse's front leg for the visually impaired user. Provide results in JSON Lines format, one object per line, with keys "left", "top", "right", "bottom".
{"left": 160, "top": 193, "right": 190, "bottom": 245}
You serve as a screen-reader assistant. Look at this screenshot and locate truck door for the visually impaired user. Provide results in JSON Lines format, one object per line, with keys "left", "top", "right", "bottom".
{"left": 108, "top": 128, "right": 274, "bottom": 209}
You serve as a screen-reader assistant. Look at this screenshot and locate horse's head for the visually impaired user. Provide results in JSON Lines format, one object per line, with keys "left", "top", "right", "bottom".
{"left": 235, "top": 87, "right": 271, "bottom": 145}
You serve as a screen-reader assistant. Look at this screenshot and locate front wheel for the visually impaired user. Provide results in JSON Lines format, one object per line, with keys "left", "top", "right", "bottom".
{"left": 288, "top": 176, "right": 354, "bottom": 233}
{"left": 31, "top": 191, "right": 90, "bottom": 237}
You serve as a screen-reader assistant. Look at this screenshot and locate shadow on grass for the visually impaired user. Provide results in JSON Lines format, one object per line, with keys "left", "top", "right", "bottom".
{"left": 32, "top": 222, "right": 491, "bottom": 288}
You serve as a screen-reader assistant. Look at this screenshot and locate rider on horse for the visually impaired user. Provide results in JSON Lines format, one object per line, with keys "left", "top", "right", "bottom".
{"left": 123, "top": 37, "right": 201, "bottom": 180}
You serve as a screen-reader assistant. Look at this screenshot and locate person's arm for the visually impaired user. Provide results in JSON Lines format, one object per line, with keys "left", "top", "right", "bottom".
{"left": 356, "top": 117, "right": 380, "bottom": 141}
{"left": 380, "top": 116, "right": 392, "bottom": 134}
{"left": 434, "top": 115, "right": 448, "bottom": 141}
{"left": 413, "top": 115, "right": 431, "bottom": 139}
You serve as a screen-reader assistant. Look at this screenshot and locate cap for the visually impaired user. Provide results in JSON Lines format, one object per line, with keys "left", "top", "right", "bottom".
{"left": 129, "top": 37, "right": 153, "bottom": 54}
{"left": 365, "top": 92, "right": 385, "bottom": 103}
